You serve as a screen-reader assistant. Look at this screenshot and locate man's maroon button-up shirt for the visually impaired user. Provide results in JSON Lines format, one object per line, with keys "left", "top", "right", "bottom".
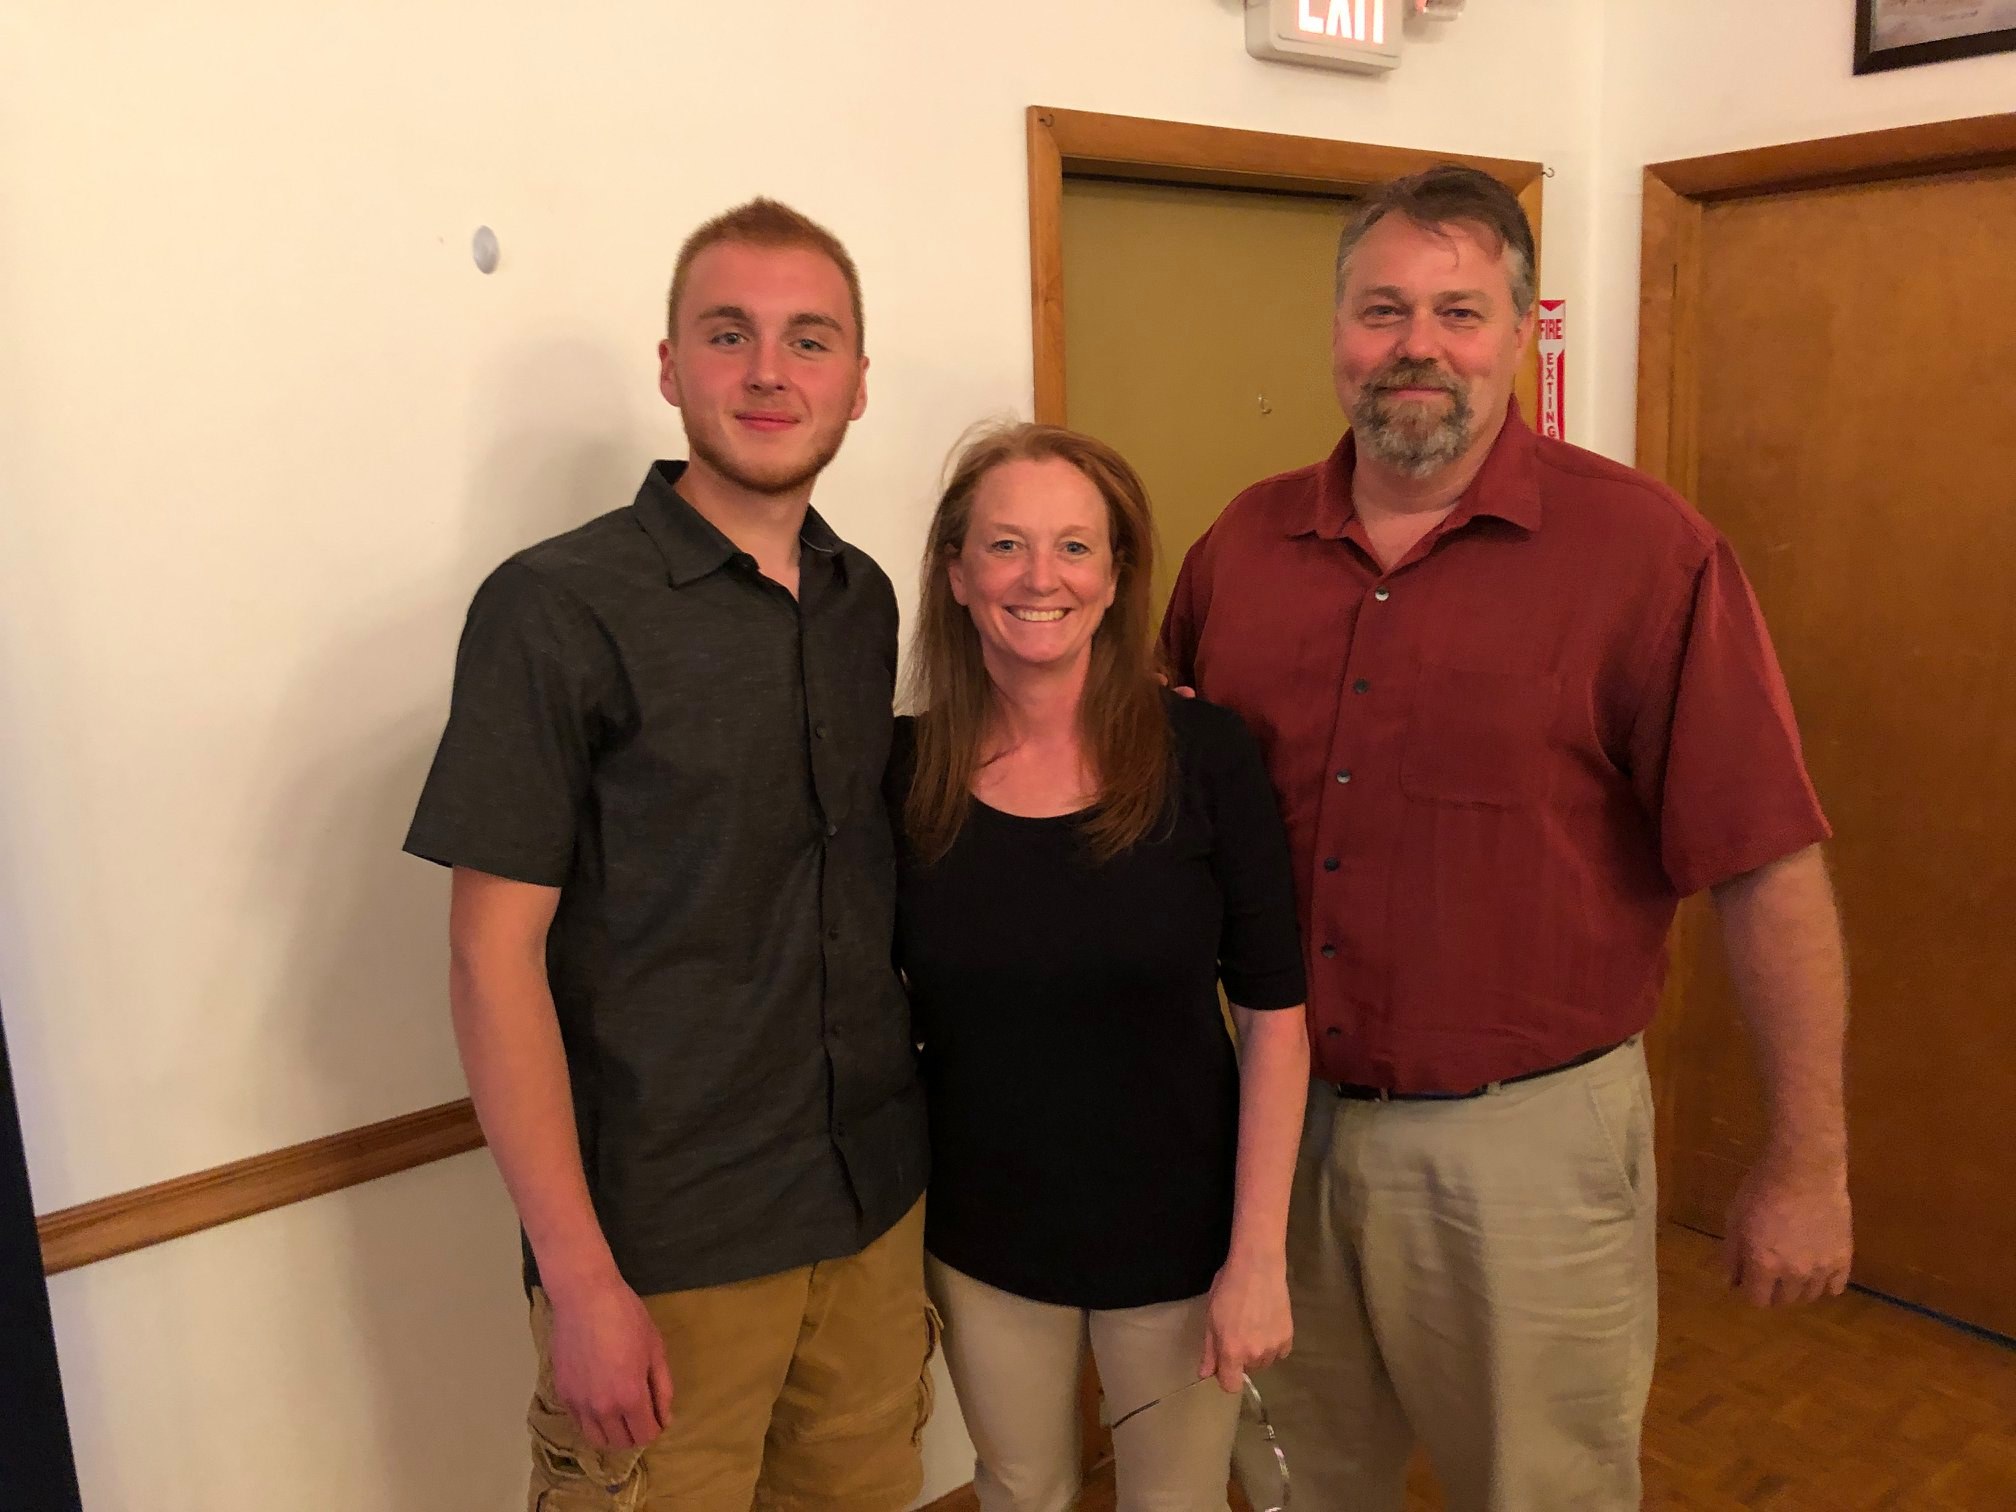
{"left": 1160, "top": 408, "right": 1830, "bottom": 1093}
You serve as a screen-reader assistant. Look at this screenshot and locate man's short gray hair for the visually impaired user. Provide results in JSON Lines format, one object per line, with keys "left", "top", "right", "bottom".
{"left": 1334, "top": 164, "right": 1537, "bottom": 318}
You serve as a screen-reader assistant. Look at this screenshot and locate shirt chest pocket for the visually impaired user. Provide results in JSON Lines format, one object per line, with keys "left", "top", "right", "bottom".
{"left": 1399, "top": 661, "right": 1562, "bottom": 807}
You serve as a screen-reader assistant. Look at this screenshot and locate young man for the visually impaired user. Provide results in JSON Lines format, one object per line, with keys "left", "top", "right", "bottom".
{"left": 1161, "top": 165, "right": 1852, "bottom": 1511}
{"left": 405, "top": 199, "right": 932, "bottom": 1512}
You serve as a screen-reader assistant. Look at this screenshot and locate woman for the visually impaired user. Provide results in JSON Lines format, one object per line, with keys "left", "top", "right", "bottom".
{"left": 891, "top": 423, "right": 1310, "bottom": 1512}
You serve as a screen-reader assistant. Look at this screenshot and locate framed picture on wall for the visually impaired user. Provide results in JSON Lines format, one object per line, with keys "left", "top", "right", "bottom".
{"left": 1855, "top": 0, "right": 2016, "bottom": 73}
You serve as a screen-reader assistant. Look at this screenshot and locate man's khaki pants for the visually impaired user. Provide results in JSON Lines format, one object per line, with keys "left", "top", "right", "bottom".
{"left": 526, "top": 1200, "right": 937, "bottom": 1512}
{"left": 1256, "top": 1041, "right": 1658, "bottom": 1512}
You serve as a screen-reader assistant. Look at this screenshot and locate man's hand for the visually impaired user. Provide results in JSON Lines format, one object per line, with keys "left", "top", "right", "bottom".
{"left": 1723, "top": 1154, "right": 1852, "bottom": 1307}
{"left": 1711, "top": 846, "right": 1852, "bottom": 1309}
{"left": 449, "top": 868, "right": 671, "bottom": 1443}
{"left": 548, "top": 1276, "right": 675, "bottom": 1450}
{"left": 1200, "top": 1253, "right": 1292, "bottom": 1392}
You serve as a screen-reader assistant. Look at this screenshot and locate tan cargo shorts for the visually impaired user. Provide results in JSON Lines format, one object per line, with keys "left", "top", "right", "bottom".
{"left": 527, "top": 1200, "right": 937, "bottom": 1512}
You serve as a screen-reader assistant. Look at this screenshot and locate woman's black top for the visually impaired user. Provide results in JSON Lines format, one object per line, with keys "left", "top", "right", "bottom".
{"left": 891, "top": 692, "right": 1306, "bottom": 1310}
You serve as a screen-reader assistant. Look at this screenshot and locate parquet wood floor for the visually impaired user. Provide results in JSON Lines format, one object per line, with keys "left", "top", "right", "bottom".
{"left": 1622, "top": 1225, "right": 2015, "bottom": 1511}
{"left": 926, "top": 1225, "right": 2016, "bottom": 1511}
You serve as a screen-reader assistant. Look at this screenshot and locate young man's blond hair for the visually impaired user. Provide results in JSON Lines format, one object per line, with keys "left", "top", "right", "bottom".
{"left": 665, "top": 197, "right": 864, "bottom": 349}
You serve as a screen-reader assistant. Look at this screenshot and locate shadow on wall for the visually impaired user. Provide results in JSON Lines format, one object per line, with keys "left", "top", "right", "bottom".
{"left": 264, "top": 336, "right": 649, "bottom": 1509}
{"left": 249, "top": 335, "right": 647, "bottom": 1139}
{"left": 334, "top": 1153, "right": 534, "bottom": 1512}
{"left": 459, "top": 334, "right": 661, "bottom": 567}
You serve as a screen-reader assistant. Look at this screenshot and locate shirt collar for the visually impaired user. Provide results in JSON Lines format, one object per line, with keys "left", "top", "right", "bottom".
{"left": 798, "top": 503, "right": 845, "bottom": 562}
{"left": 633, "top": 460, "right": 850, "bottom": 587}
{"left": 1289, "top": 397, "right": 1545, "bottom": 541}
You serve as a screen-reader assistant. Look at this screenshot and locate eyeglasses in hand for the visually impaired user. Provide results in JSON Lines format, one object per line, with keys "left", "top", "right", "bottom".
{"left": 1107, "top": 1374, "right": 1289, "bottom": 1512}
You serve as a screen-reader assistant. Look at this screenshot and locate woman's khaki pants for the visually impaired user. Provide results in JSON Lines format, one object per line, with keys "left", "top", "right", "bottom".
{"left": 926, "top": 1257, "right": 1241, "bottom": 1512}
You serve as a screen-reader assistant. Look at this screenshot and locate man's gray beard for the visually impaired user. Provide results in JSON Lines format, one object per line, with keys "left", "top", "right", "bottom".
{"left": 685, "top": 419, "right": 850, "bottom": 499}
{"left": 1350, "top": 385, "right": 1474, "bottom": 478}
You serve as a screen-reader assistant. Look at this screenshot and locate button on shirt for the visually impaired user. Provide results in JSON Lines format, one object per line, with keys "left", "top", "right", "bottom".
{"left": 1161, "top": 406, "right": 1830, "bottom": 1093}
{"left": 405, "top": 462, "right": 926, "bottom": 1294}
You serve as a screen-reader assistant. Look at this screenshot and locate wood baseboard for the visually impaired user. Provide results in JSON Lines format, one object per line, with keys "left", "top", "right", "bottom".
{"left": 37, "top": 1098, "right": 484, "bottom": 1275}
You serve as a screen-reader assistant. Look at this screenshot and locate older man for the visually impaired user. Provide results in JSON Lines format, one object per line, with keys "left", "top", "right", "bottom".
{"left": 1160, "top": 165, "right": 1852, "bottom": 1511}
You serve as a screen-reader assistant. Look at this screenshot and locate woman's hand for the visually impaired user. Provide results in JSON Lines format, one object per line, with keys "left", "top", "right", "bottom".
{"left": 1200, "top": 1250, "right": 1292, "bottom": 1392}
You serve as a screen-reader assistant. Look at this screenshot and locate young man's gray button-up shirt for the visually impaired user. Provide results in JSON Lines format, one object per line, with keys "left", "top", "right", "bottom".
{"left": 405, "top": 461, "right": 926, "bottom": 1295}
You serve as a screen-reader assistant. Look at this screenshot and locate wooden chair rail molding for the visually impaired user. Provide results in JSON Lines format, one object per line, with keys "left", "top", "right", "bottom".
{"left": 35, "top": 1098, "right": 484, "bottom": 1276}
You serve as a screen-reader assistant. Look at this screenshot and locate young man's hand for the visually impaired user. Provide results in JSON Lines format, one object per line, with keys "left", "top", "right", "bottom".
{"left": 549, "top": 1276, "right": 675, "bottom": 1450}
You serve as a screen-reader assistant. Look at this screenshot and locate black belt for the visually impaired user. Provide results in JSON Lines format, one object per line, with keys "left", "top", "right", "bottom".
{"left": 1329, "top": 1038, "right": 1628, "bottom": 1103}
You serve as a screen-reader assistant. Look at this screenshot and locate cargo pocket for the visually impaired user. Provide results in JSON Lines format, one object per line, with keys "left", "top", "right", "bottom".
{"left": 524, "top": 1287, "right": 650, "bottom": 1512}
{"left": 526, "top": 1391, "right": 648, "bottom": 1512}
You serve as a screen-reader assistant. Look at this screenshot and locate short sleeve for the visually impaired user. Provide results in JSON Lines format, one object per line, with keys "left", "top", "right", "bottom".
{"left": 402, "top": 560, "right": 617, "bottom": 886}
{"left": 1627, "top": 536, "right": 1831, "bottom": 896}
{"left": 1191, "top": 700, "right": 1307, "bottom": 1010}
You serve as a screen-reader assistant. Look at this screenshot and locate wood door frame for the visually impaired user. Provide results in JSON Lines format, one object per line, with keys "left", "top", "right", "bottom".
{"left": 1635, "top": 109, "right": 2016, "bottom": 1217}
{"left": 1026, "top": 106, "right": 1546, "bottom": 424}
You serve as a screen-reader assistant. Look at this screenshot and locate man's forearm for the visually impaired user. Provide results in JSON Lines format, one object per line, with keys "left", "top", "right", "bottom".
{"left": 1711, "top": 844, "right": 1849, "bottom": 1170}
{"left": 450, "top": 952, "right": 620, "bottom": 1296}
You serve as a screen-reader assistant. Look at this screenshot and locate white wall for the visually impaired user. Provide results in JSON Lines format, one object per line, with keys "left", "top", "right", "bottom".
{"left": 1587, "top": 0, "right": 2016, "bottom": 463}
{"left": 1, "top": 1, "right": 1602, "bottom": 1506}
{"left": 42, "top": 1153, "right": 531, "bottom": 1512}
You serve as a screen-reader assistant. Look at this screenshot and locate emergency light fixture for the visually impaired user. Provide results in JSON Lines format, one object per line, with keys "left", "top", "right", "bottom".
{"left": 1246, "top": 0, "right": 1403, "bottom": 73}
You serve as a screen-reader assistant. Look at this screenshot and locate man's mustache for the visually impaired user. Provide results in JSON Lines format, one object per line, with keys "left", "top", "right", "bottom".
{"left": 1369, "top": 360, "right": 1459, "bottom": 395}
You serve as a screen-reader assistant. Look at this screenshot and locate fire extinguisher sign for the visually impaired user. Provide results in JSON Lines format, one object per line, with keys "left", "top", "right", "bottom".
{"left": 1536, "top": 298, "right": 1566, "bottom": 439}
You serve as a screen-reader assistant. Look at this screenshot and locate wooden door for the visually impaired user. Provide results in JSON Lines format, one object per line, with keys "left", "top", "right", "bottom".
{"left": 1060, "top": 178, "right": 1352, "bottom": 615}
{"left": 1661, "top": 162, "right": 2016, "bottom": 1337}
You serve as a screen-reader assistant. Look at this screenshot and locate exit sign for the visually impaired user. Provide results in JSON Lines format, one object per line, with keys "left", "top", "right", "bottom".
{"left": 1246, "top": 0, "right": 1402, "bottom": 72}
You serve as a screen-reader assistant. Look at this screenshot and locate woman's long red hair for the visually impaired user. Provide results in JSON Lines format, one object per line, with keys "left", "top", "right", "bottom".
{"left": 902, "top": 423, "right": 1170, "bottom": 863}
